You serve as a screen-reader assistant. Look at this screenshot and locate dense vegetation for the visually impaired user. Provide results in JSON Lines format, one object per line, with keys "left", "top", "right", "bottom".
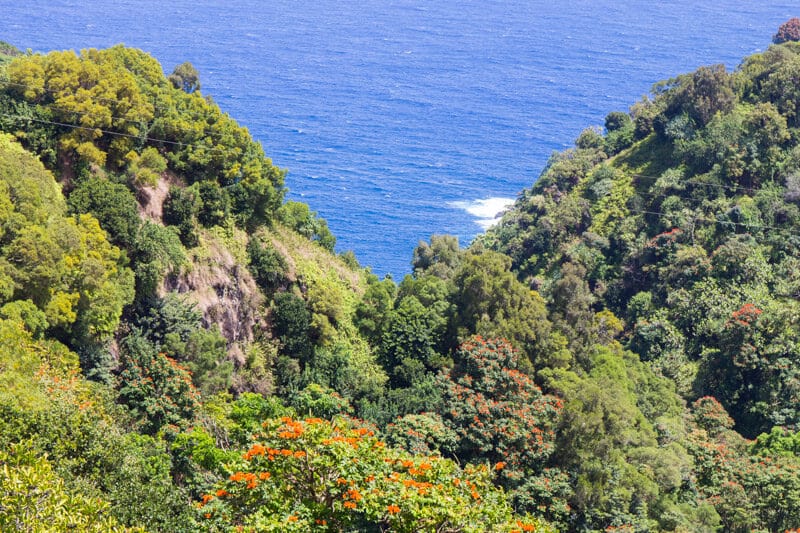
{"left": 1, "top": 24, "right": 800, "bottom": 532}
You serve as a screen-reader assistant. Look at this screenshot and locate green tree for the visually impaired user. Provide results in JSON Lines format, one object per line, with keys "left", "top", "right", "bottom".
{"left": 247, "top": 235, "right": 288, "bottom": 292}
{"left": 68, "top": 174, "right": 142, "bottom": 248}
{"left": 271, "top": 292, "right": 313, "bottom": 363}
{"left": 169, "top": 61, "right": 201, "bottom": 93}
{"left": 412, "top": 234, "right": 462, "bottom": 279}
{"left": 163, "top": 184, "right": 201, "bottom": 246}
{"left": 451, "top": 251, "right": 558, "bottom": 367}
{"left": 277, "top": 200, "right": 335, "bottom": 251}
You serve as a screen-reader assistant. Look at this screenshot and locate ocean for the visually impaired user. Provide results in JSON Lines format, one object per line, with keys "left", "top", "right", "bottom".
{"left": 2, "top": 1, "right": 795, "bottom": 277}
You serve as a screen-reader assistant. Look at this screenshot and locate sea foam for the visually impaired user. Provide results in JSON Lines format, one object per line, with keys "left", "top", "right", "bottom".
{"left": 449, "top": 197, "right": 515, "bottom": 231}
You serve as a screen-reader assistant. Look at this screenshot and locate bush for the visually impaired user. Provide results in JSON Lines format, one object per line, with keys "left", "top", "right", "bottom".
{"left": 115, "top": 333, "right": 199, "bottom": 434}
{"left": 247, "top": 236, "right": 288, "bottom": 292}
{"left": 773, "top": 17, "right": 800, "bottom": 44}
{"left": 271, "top": 292, "right": 313, "bottom": 362}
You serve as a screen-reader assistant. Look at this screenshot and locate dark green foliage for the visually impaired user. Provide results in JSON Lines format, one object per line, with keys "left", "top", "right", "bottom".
{"left": 196, "top": 179, "right": 230, "bottom": 227}
{"left": 168, "top": 61, "right": 201, "bottom": 93}
{"left": 547, "top": 346, "right": 694, "bottom": 531}
{"left": 658, "top": 64, "right": 736, "bottom": 129}
{"left": 0, "top": 94, "right": 59, "bottom": 167}
{"left": 163, "top": 185, "right": 200, "bottom": 246}
{"left": 246, "top": 235, "right": 288, "bottom": 292}
{"left": 412, "top": 234, "right": 463, "bottom": 278}
{"left": 451, "top": 250, "right": 558, "bottom": 368}
{"left": 604, "top": 110, "right": 635, "bottom": 154}
{"left": 379, "top": 293, "right": 450, "bottom": 387}
{"left": 354, "top": 274, "right": 396, "bottom": 343}
{"left": 271, "top": 292, "right": 313, "bottom": 362}
{"left": 130, "top": 221, "right": 185, "bottom": 297}
{"left": 67, "top": 174, "right": 142, "bottom": 248}
{"left": 132, "top": 293, "right": 232, "bottom": 396}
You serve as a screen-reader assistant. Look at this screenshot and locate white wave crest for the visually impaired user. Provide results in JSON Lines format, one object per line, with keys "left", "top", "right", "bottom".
{"left": 449, "top": 197, "right": 514, "bottom": 230}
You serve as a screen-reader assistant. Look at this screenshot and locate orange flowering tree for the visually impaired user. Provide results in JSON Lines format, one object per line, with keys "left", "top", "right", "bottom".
{"left": 700, "top": 301, "right": 800, "bottom": 437}
{"left": 116, "top": 334, "right": 199, "bottom": 434}
{"left": 195, "top": 416, "right": 554, "bottom": 532}
{"left": 438, "top": 336, "right": 569, "bottom": 522}
{"left": 687, "top": 399, "right": 800, "bottom": 531}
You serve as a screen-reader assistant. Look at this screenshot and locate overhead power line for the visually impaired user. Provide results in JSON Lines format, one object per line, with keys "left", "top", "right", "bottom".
{"left": 0, "top": 79, "right": 250, "bottom": 146}
{"left": 0, "top": 112, "right": 260, "bottom": 158}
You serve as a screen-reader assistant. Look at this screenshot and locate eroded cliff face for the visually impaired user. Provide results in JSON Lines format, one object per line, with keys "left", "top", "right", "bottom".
{"left": 136, "top": 174, "right": 172, "bottom": 224}
{"left": 163, "top": 232, "right": 265, "bottom": 366}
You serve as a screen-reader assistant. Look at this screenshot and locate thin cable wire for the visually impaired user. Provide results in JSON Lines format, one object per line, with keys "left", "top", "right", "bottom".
{"left": 0, "top": 79, "right": 179, "bottom": 114}
{"left": 0, "top": 79, "right": 245, "bottom": 146}
{"left": 0, "top": 112, "right": 261, "bottom": 158}
{"left": 631, "top": 173, "right": 765, "bottom": 194}
{"left": 623, "top": 206, "right": 798, "bottom": 235}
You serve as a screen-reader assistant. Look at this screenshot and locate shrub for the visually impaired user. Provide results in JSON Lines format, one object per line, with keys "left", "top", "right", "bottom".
{"left": 773, "top": 17, "right": 800, "bottom": 44}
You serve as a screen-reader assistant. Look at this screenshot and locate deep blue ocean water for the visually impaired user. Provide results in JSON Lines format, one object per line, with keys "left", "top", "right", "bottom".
{"left": 2, "top": 1, "right": 796, "bottom": 277}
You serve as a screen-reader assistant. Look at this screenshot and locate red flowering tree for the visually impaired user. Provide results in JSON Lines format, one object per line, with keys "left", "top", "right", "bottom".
{"left": 697, "top": 301, "right": 800, "bottom": 437}
{"left": 774, "top": 18, "right": 800, "bottom": 44}
{"left": 438, "top": 336, "right": 568, "bottom": 522}
{"left": 116, "top": 335, "right": 199, "bottom": 434}
{"left": 692, "top": 396, "right": 734, "bottom": 437}
{"left": 687, "top": 402, "right": 800, "bottom": 532}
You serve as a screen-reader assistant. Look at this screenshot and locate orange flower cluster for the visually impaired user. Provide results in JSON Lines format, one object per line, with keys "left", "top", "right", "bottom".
{"left": 244, "top": 441, "right": 310, "bottom": 462}
{"left": 278, "top": 417, "right": 305, "bottom": 439}
{"left": 229, "top": 471, "right": 264, "bottom": 489}
{"left": 243, "top": 443, "right": 267, "bottom": 460}
{"left": 386, "top": 471, "right": 435, "bottom": 496}
{"left": 342, "top": 487, "right": 362, "bottom": 508}
{"left": 387, "top": 504, "right": 400, "bottom": 515}
{"left": 730, "top": 303, "right": 763, "bottom": 327}
{"left": 494, "top": 461, "right": 506, "bottom": 471}
{"left": 512, "top": 521, "right": 538, "bottom": 532}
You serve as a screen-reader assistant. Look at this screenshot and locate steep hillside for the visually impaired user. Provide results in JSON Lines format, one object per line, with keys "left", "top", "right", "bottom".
{"left": 2, "top": 25, "right": 800, "bottom": 532}
{"left": 482, "top": 40, "right": 800, "bottom": 439}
